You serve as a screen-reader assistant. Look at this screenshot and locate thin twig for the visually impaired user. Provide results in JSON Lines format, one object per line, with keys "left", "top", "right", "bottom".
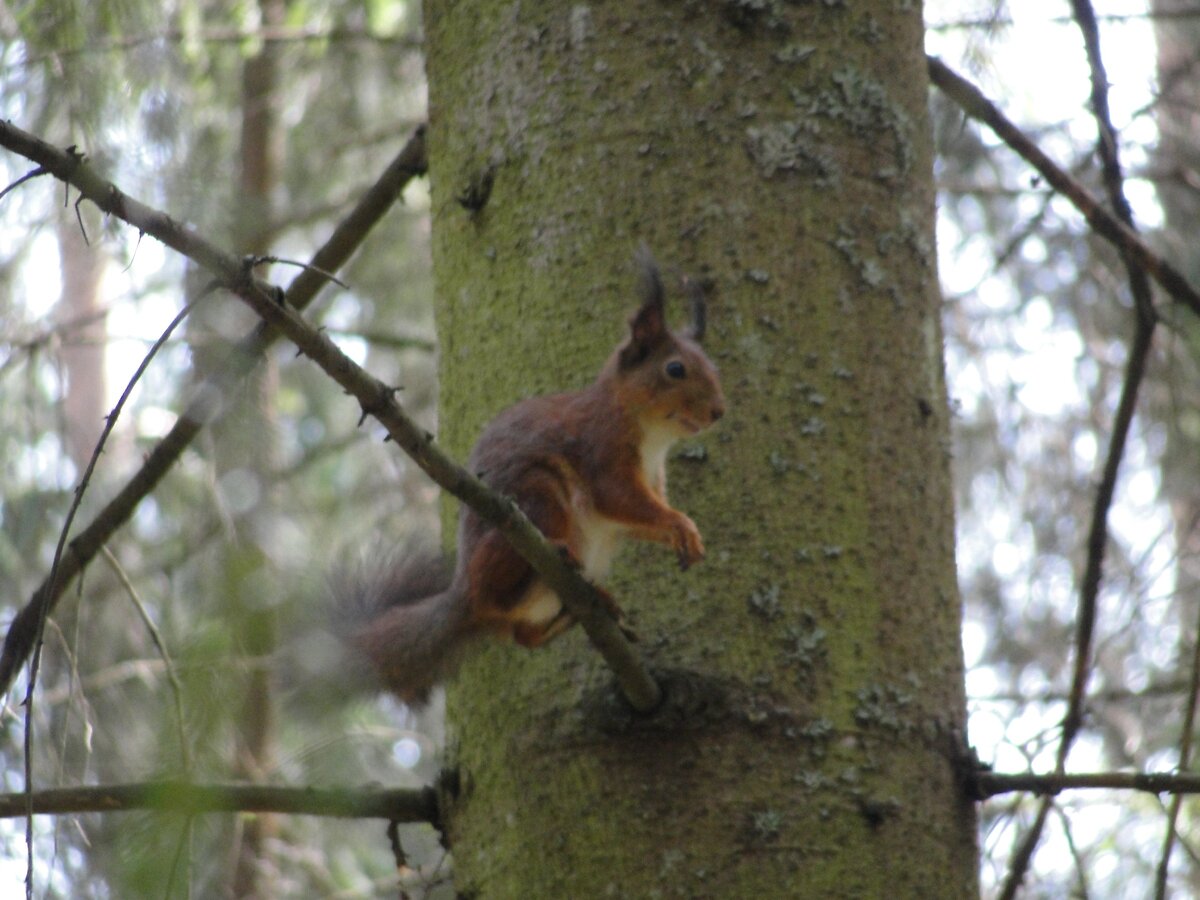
{"left": 927, "top": 8, "right": 1200, "bottom": 31}
{"left": 972, "top": 679, "right": 1194, "bottom": 705}
{"left": 927, "top": 56, "right": 1200, "bottom": 320}
{"left": 99, "top": 546, "right": 191, "bottom": 773}
{"left": 0, "top": 165, "right": 48, "bottom": 203}
{"left": 164, "top": 817, "right": 195, "bottom": 900}
{"left": 249, "top": 254, "right": 348, "bottom": 290}
{"left": 1053, "top": 803, "right": 1092, "bottom": 900}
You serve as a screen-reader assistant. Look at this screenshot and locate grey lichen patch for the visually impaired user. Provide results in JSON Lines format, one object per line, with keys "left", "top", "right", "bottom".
{"left": 786, "top": 67, "right": 915, "bottom": 179}
{"left": 793, "top": 542, "right": 844, "bottom": 563}
{"left": 658, "top": 847, "right": 685, "bottom": 877}
{"left": 767, "top": 450, "right": 814, "bottom": 478}
{"left": 781, "top": 611, "right": 827, "bottom": 680}
{"left": 795, "top": 768, "right": 835, "bottom": 790}
{"left": 745, "top": 120, "right": 840, "bottom": 186}
{"left": 680, "top": 37, "right": 727, "bottom": 86}
{"left": 799, "top": 416, "right": 825, "bottom": 437}
{"left": 793, "top": 382, "right": 827, "bottom": 407}
{"left": 795, "top": 716, "right": 834, "bottom": 743}
{"left": 833, "top": 224, "right": 889, "bottom": 292}
{"left": 853, "top": 682, "right": 915, "bottom": 734}
{"left": 896, "top": 208, "right": 935, "bottom": 269}
{"left": 855, "top": 16, "right": 884, "bottom": 45}
{"left": 749, "top": 808, "right": 783, "bottom": 841}
{"left": 828, "top": 66, "right": 914, "bottom": 175}
{"left": 748, "top": 582, "right": 783, "bottom": 620}
{"left": 768, "top": 450, "right": 790, "bottom": 475}
{"left": 568, "top": 4, "right": 593, "bottom": 48}
{"left": 774, "top": 43, "right": 816, "bottom": 65}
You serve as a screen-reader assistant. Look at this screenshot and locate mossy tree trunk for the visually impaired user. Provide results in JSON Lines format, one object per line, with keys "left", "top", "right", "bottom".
{"left": 424, "top": 1, "right": 977, "bottom": 896}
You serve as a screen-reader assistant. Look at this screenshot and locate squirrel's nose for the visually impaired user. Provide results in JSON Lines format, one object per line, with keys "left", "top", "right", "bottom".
{"left": 710, "top": 404, "right": 725, "bottom": 423}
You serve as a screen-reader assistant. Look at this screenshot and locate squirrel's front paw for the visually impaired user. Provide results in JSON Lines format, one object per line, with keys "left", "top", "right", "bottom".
{"left": 672, "top": 513, "right": 705, "bottom": 570}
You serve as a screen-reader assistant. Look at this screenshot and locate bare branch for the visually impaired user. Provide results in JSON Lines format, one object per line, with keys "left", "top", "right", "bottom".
{"left": 927, "top": 56, "right": 1200, "bottom": 320}
{"left": 978, "top": 771, "right": 1200, "bottom": 798}
{"left": 927, "top": 7, "right": 1200, "bottom": 31}
{"left": 101, "top": 547, "right": 191, "bottom": 773}
{"left": 0, "top": 781, "right": 436, "bottom": 822}
{"left": 250, "top": 254, "right": 348, "bottom": 289}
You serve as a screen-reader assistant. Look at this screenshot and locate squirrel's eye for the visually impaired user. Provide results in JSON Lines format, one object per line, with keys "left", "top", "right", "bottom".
{"left": 665, "top": 360, "right": 686, "bottom": 380}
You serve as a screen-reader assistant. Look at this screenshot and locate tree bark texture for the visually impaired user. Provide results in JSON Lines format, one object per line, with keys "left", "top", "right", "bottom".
{"left": 424, "top": 2, "right": 977, "bottom": 896}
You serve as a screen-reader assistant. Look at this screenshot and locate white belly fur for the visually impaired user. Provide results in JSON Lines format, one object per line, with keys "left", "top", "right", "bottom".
{"left": 514, "top": 511, "right": 626, "bottom": 625}
{"left": 639, "top": 419, "right": 684, "bottom": 496}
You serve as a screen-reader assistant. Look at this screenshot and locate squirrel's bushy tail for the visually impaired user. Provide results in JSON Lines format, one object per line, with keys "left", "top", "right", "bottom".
{"left": 330, "top": 550, "right": 473, "bottom": 705}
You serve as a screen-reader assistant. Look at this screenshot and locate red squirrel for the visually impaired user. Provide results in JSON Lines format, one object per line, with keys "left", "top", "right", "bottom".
{"left": 337, "top": 249, "right": 726, "bottom": 703}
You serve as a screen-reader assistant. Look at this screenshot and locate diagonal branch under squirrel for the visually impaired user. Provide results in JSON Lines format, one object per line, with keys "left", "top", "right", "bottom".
{"left": 333, "top": 249, "right": 726, "bottom": 704}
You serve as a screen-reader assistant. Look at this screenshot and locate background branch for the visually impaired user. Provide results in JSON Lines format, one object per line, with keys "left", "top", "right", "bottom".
{"left": 0, "top": 782, "right": 437, "bottom": 822}
{"left": 978, "top": 771, "right": 1200, "bottom": 798}
{"left": 0, "top": 123, "right": 428, "bottom": 696}
{"left": 927, "top": 56, "right": 1200, "bottom": 319}
{"left": 947, "top": 9, "right": 1161, "bottom": 892}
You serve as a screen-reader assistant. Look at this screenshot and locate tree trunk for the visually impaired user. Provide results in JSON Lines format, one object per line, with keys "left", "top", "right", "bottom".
{"left": 424, "top": 2, "right": 977, "bottom": 896}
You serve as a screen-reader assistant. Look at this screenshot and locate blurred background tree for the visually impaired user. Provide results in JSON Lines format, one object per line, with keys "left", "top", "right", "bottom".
{"left": 929, "top": 1, "right": 1200, "bottom": 896}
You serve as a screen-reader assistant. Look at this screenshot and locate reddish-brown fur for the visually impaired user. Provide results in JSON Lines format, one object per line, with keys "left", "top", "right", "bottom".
{"left": 340, "top": 251, "right": 725, "bottom": 702}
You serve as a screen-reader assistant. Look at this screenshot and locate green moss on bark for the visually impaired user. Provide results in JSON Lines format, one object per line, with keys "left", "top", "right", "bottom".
{"left": 424, "top": 0, "right": 976, "bottom": 896}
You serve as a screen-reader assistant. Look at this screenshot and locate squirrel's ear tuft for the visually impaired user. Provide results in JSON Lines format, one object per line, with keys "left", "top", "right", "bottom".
{"left": 683, "top": 275, "right": 707, "bottom": 342}
{"left": 621, "top": 246, "right": 668, "bottom": 369}
{"left": 635, "top": 243, "right": 665, "bottom": 309}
